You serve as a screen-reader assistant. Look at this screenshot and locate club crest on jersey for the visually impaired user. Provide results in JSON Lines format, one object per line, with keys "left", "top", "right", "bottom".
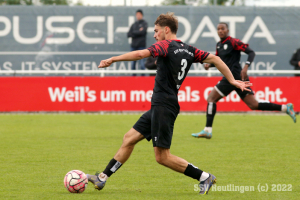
{"left": 177, "top": 85, "right": 181, "bottom": 89}
{"left": 224, "top": 44, "right": 228, "bottom": 50}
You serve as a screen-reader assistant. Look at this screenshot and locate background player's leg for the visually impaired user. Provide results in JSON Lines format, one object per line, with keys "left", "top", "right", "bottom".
{"left": 131, "top": 60, "right": 136, "bottom": 70}
{"left": 192, "top": 88, "right": 223, "bottom": 138}
{"left": 130, "top": 47, "right": 137, "bottom": 74}
{"left": 154, "top": 147, "right": 216, "bottom": 194}
{"left": 243, "top": 94, "right": 284, "bottom": 111}
{"left": 242, "top": 94, "right": 296, "bottom": 122}
{"left": 206, "top": 89, "right": 223, "bottom": 128}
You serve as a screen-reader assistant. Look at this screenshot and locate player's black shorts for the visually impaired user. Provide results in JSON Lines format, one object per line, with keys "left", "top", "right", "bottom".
{"left": 133, "top": 105, "right": 178, "bottom": 149}
{"left": 215, "top": 77, "right": 254, "bottom": 99}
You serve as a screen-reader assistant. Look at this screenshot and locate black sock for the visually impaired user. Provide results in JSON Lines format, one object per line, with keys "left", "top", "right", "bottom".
{"left": 184, "top": 163, "right": 203, "bottom": 181}
{"left": 103, "top": 158, "right": 123, "bottom": 177}
{"left": 258, "top": 103, "right": 282, "bottom": 111}
{"left": 206, "top": 102, "right": 216, "bottom": 127}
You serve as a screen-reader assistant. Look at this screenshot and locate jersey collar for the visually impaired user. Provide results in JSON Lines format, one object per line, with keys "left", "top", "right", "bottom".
{"left": 167, "top": 39, "right": 181, "bottom": 42}
{"left": 221, "top": 36, "right": 231, "bottom": 44}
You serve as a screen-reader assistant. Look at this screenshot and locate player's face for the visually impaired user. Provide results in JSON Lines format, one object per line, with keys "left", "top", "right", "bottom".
{"left": 153, "top": 25, "right": 165, "bottom": 41}
{"left": 217, "top": 24, "right": 229, "bottom": 39}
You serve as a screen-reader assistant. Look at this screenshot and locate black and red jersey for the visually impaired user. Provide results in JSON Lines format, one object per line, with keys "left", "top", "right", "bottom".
{"left": 147, "top": 39, "right": 209, "bottom": 112}
{"left": 214, "top": 36, "right": 255, "bottom": 78}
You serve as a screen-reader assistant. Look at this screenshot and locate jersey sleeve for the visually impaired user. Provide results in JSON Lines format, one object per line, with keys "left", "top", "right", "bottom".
{"left": 147, "top": 40, "right": 170, "bottom": 58}
{"left": 193, "top": 47, "right": 210, "bottom": 63}
{"left": 231, "top": 38, "right": 249, "bottom": 52}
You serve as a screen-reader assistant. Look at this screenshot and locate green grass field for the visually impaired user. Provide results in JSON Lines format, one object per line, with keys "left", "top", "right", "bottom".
{"left": 0, "top": 114, "right": 299, "bottom": 200}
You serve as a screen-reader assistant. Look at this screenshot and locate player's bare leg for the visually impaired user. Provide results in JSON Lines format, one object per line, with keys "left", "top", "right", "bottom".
{"left": 87, "top": 128, "right": 145, "bottom": 190}
{"left": 192, "top": 88, "right": 223, "bottom": 139}
{"left": 154, "top": 147, "right": 188, "bottom": 172}
{"left": 114, "top": 128, "right": 145, "bottom": 163}
{"left": 241, "top": 94, "right": 258, "bottom": 109}
{"left": 243, "top": 94, "right": 296, "bottom": 123}
{"left": 154, "top": 147, "right": 216, "bottom": 194}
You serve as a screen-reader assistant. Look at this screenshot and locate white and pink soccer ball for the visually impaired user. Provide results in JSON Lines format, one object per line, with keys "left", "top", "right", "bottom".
{"left": 64, "top": 170, "right": 88, "bottom": 193}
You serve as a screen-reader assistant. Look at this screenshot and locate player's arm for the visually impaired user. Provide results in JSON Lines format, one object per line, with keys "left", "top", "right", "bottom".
{"left": 203, "top": 54, "right": 252, "bottom": 91}
{"left": 241, "top": 47, "right": 255, "bottom": 81}
{"left": 231, "top": 38, "right": 255, "bottom": 81}
{"left": 127, "top": 25, "right": 133, "bottom": 38}
{"left": 98, "top": 49, "right": 151, "bottom": 68}
{"left": 204, "top": 45, "right": 218, "bottom": 70}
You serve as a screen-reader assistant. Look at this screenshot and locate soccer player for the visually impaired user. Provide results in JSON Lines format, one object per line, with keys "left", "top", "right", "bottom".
{"left": 191, "top": 22, "right": 296, "bottom": 139}
{"left": 87, "top": 13, "right": 251, "bottom": 195}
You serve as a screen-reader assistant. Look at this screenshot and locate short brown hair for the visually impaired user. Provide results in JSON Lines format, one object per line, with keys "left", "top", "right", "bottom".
{"left": 154, "top": 12, "right": 178, "bottom": 34}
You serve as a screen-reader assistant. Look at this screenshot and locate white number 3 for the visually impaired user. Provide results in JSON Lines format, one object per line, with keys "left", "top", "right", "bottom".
{"left": 178, "top": 59, "right": 187, "bottom": 80}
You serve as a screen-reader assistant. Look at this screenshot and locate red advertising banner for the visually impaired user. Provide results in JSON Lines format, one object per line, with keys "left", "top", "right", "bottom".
{"left": 0, "top": 76, "right": 299, "bottom": 112}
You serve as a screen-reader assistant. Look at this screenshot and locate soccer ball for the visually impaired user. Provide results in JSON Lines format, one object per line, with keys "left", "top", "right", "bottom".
{"left": 64, "top": 170, "right": 88, "bottom": 193}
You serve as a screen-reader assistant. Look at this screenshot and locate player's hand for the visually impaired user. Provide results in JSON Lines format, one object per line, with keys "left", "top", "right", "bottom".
{"left": 232, "top": 80, "right": 252, "bottom": 92}
{"left": 298, "top": 61, "right": 300, "bottom": 67}
{"left": 98, "top": 58, "right": 113, "bottom": 68}
{"left": 204, "top": 63, "right": 210, "bottom": 70}
{"left": 240, "top": 65, "right": 249, "bottom": 81}
{"left": 139, "top": 27, "right": 143, "bottom": 31}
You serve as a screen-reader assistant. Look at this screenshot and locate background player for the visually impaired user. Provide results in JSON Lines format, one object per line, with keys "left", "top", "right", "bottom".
{"left": 86, "top": 13, "right": 252, "bottom": 195}
{"left": 192, "top": 22, "right": 296, "bottom": 139}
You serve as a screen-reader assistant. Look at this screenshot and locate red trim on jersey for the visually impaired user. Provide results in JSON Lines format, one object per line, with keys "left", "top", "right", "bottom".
{"left": 147, "top": 40, "right": 171, "bottom": 58}
{"left": 194, "top": 48, "right": 210, "bottom": 63}
{"left": 221, "top": 36, "right": 231, "bottom": 44}
{"left": 230, "top": 37, "right": 248, "bottom": 51}
{"left": 220, "top": 36, "right": 249, "bottom": 52}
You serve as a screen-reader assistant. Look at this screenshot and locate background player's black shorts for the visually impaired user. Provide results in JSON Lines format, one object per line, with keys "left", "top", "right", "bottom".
{"left": 133, "top": 105, "right": 178, "bottom": 149}
{"left": 215, "top": 77, "right": 254, "bottom": 99}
